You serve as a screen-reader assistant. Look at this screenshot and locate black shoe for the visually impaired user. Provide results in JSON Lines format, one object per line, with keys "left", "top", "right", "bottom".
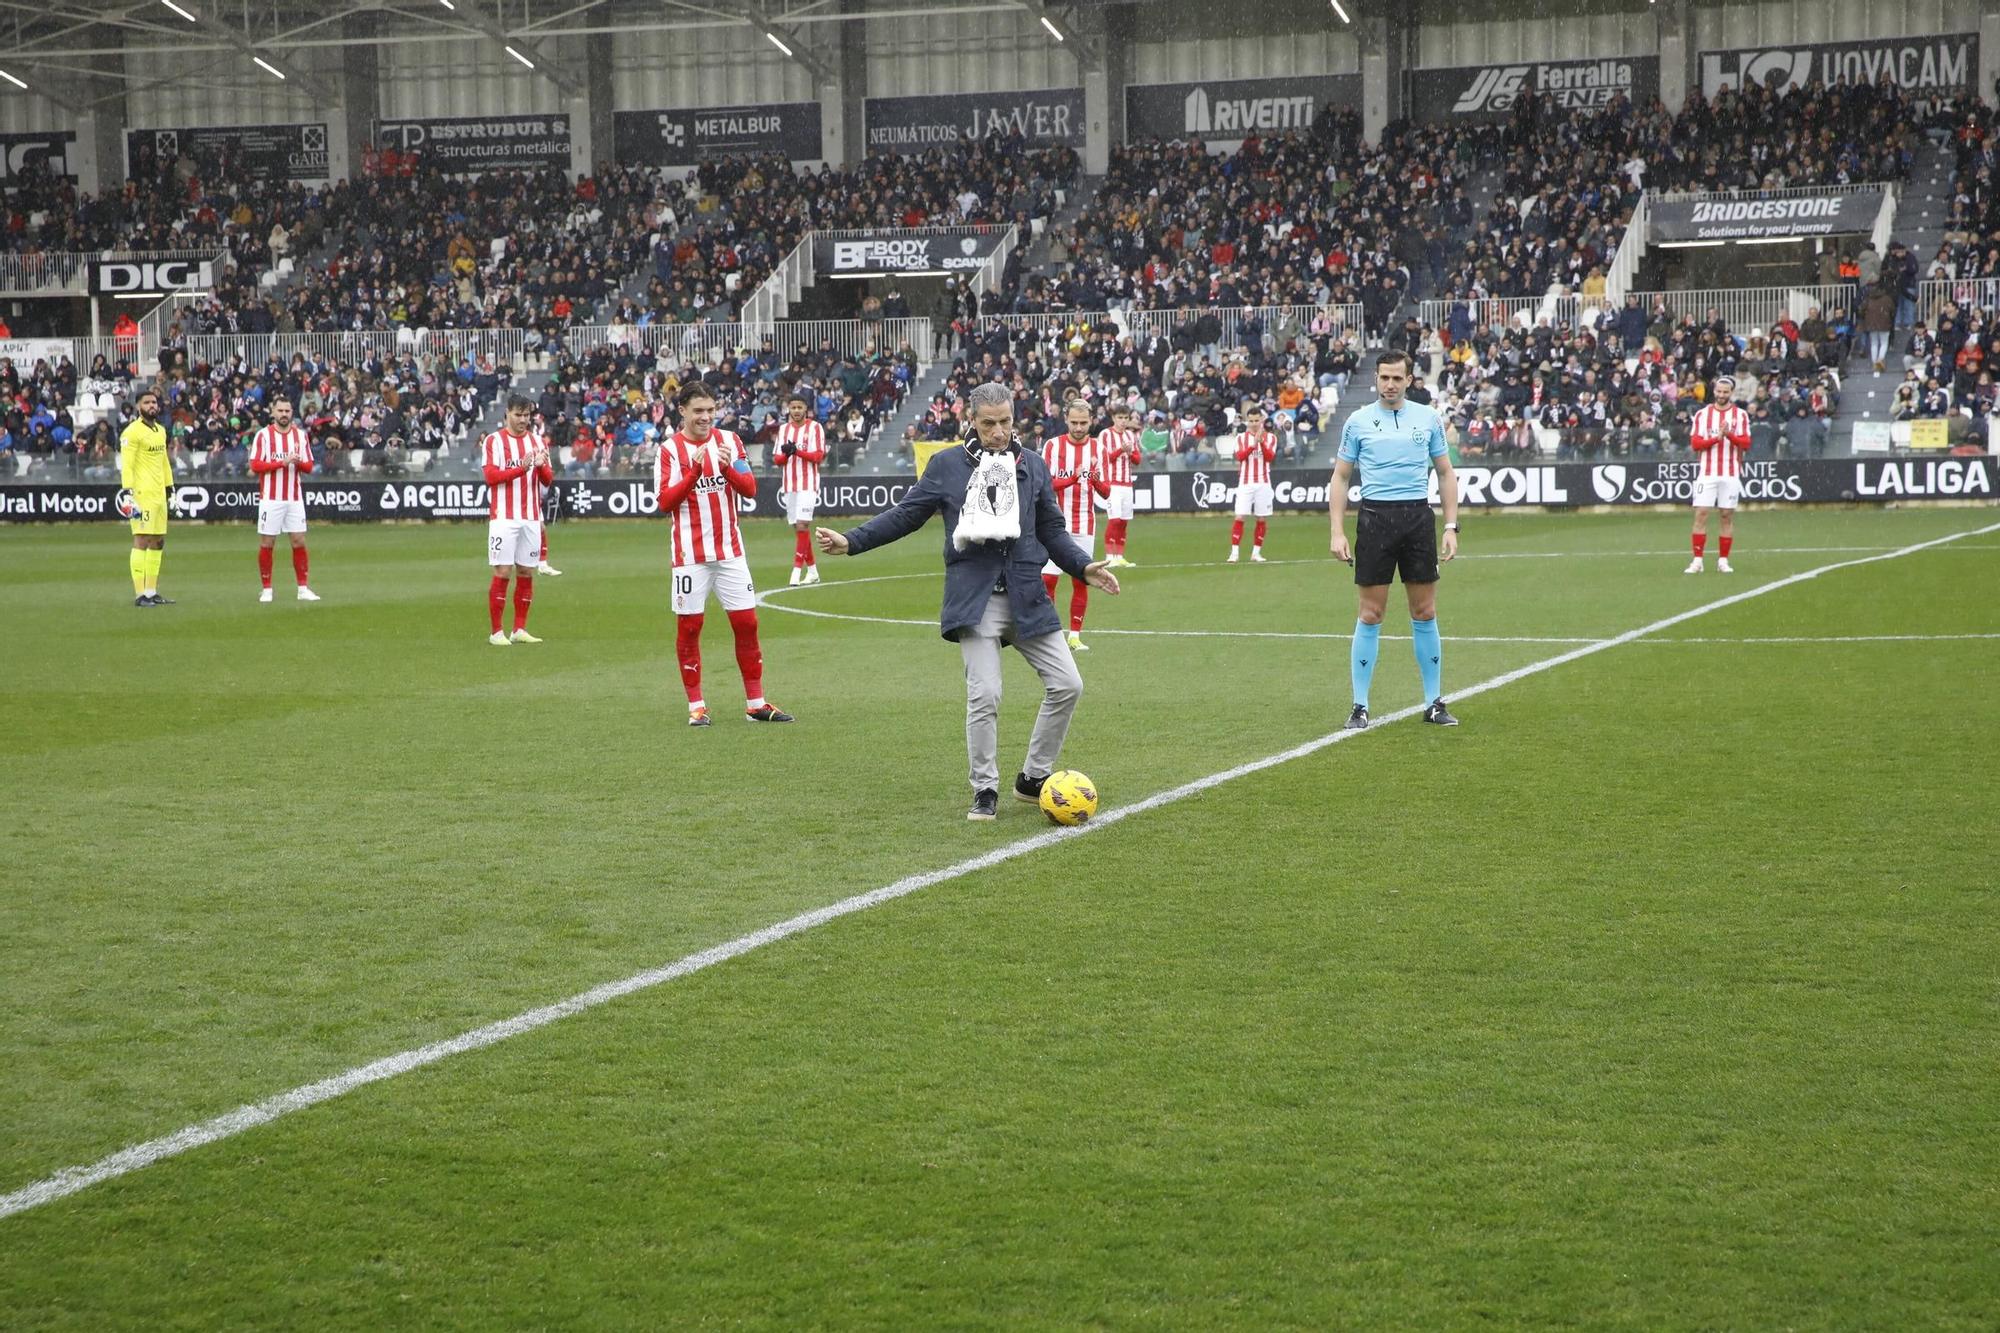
{"left": 135, "top": 595, "right": 153, "bottom": 608}
{"left": 968, "top": 789, "right": 999, "bottom": 821}
{"left": 745, "top": 704, "right": 795, "bottom": 723}
{"left": 1013, "top": 771, "right": 1047, "bottom": 803}
{"left": 1344, "top": 704, "right": 1369, "bottom": 730}
{"left": 150, "top": 594, "right": 175, "bottom": 605}
{"left": 1423, "top": 699, "right": 1460, "bottom": 727}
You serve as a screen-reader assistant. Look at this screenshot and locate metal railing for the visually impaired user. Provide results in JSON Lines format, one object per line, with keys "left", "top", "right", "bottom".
{"left": 970, "top": 303, "right": 1365, "bottom": 349}
{"left": 1424, "top": 284, "right": 1859, "bottom": 338}
{"left": 0, "top": 335, "right": 140, "bottom": 369}
{"left": 1917, "top": 276, "right": 1996, "bottom": 323}
{"left": 0, "top": 248, "right": 227, "bottom": 296}
{"left": 1646, "top": 182, "right": 1893, "bottom": 204}
{"left": 185, "top": 328, "right": 530, "bottom": 368}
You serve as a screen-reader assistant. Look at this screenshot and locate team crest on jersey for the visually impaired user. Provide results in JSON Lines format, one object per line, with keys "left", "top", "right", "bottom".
{"left": 971, "top": 455, "right": 1017, "bottom": 519}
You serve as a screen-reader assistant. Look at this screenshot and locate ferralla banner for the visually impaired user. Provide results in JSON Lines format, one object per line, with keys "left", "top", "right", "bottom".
{"left": 1650, "top": 189, "right": 1887, "bottom": 241}
{"left": 1406, "top": 56, "right": 1659, "bottom": 122}
{"left": 810, "top": 229, "right": 1009, "bottom": 277}
{"left": 6, "top": 458, "right": 1994, "bottom": 524}
{"left": 1700, "top": 33, "right": 1978, "bottom": 97}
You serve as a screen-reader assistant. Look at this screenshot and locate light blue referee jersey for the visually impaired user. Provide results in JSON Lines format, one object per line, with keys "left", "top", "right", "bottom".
{"left": 1338, "top": 399, "right": 1448, "bottom": 500}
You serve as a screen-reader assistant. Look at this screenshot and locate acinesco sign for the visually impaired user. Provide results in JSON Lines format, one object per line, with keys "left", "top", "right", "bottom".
{"left": 89, "top": 259, "right": 216, "bottom": 295}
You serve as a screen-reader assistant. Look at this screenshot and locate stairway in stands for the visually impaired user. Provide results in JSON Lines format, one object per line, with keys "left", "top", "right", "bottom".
{"left": 1833, "top": 140, "right": 1957, "bottom": 446}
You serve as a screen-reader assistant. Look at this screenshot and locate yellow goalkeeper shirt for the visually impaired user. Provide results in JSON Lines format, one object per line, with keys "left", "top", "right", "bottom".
{"left": 119, "top": 418, "right": 172, "bottom": 494}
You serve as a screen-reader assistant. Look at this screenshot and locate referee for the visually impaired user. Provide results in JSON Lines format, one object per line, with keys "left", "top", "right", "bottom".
{"left": 1328, "top": 350, "right": 1460, "bottom": 729}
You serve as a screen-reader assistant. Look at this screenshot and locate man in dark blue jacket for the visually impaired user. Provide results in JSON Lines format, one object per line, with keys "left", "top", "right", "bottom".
{"left": 818, "top": 382, "right": 1120, "bottom": 821}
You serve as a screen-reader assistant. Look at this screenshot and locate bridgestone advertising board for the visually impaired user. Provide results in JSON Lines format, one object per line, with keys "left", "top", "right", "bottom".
{"left": 1649, "top": 189, "right": 1887, "bottom": 241}
{"left": 7, "top": 459, "right": 1993, "bottom": 524}
{"left": 0, "top": 130, "right": 75, "bottom": 184}
{"left": 1406, "top": 56, "right": 1659, "bottom": 123}
{"left": 809, "top": 229, "right": 1010, "bottom": 277}
{"left": 125, "top": 123, "right": 330, "bottom": 183}
{"left": 375, "top": 115, "right": 571, "bottom": 172}
{"left": 863, "top": 88, "right": 1085, "bottom": 154}
{"left": 1124, "top": 74, "right": 1362, "bottom": 145}
{"left": 1700, "top": 33, "right": 1979, "bottom": 97}
{"left": 612, "top": 103, "right": 822, "bottom": 167}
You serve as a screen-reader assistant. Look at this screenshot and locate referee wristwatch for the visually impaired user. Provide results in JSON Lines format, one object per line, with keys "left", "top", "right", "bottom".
{"left": 1444, "top": 523, "right": 1459, "bottom": 533}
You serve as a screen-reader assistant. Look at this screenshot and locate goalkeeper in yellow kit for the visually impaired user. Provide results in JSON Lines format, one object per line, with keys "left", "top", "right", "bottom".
{"left": 119, "top": 387, "right": 175, "bottom": 606}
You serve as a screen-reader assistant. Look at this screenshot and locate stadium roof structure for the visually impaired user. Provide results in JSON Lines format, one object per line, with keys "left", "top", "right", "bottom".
{"left": 0, "top": 0, "right": 1108, "bottom": 109}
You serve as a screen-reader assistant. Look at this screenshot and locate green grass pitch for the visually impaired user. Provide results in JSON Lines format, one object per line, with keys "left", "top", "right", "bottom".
{"left": 1, "top": 508, "right": 1996, "bottom": 1329}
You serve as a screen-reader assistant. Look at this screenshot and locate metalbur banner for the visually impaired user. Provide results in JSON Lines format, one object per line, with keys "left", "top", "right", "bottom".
{"left": 1407, "top": 56, "right": 1659, "bottom": 122}
{"left": 613, "top": 104, "right": 822, "bottom": 167}
{"left": 0, "top": 130, "right": 75, "bottom": 185}
{"left": 1125, "top": 74, "right": 1362, "bottom": 144}
{"left": 1700, "top": 33, "right": 1978, "bottom": 97}
{"left": 6, "top": 458, "right": 1994, "bottom": 523}
{"left": 126, "top": 124, "right": 330, "bottom": 182}
{"left": 1649, "top": 188, "right": 1888, "bottom": 241}
{"left": 863, "top": 88, "right": 1085, "bottom": 153}
{"left": 376, "top": 115, "right": 571, "bottom": 172}
{"left": 810, "top": 229, "right": 1010, "bottom": 276}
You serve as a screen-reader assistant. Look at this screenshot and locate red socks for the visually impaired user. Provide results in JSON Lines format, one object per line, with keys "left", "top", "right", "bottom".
{"left": 258, "top": 547, "right": 274, "bottom": 589}
{"left": 1105, "top": 518, "right": 1127, "bottom": 555}
{"left": 1719, "top": 536, "right": 1733, "bottom": 558}
{"left": 488, "top": 575, "right": 508, "bottom": 634}
{"left": 1069, "top": 581, "right": 1088, "bottom": 633}
{"left": 727, "top": 608, "right": 764, "bottom": 702}
{"left": 540, "top": 529, "right": 549, "bottom": 563}
{"left": 794, "top": 530, "right": 815, "bottom": 567}
{"left": 1692, "top": 532, "right": 1707, "bottom": 557}
{"left": 511, "top": 575, "right": 534, "bottom": 633}
{"left": 1231, "top": 518, "right": 1245, "bottom": 548}
{"left": 676, "top": 613, "right": 705, "bottom": 704}
{"left": 1043, "top": 572, "right": 1060, "bottom": 600}
{"left": 291, "top": 545, "right": 309, "bottom": 587}
{"left": 1252, "top": 519, "right": 1267, "bottom": 551}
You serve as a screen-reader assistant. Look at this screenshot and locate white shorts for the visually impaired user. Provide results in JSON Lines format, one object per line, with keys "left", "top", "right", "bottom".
{"left": 1234, "top": 481, "right": 1274, "bottom": 517}
{"left": 672, "top": 555, "right": 757, "bottom": 615}
{"left": 488, "top": 518, "right": 543, "bottom": 567}
{"left": 1043, "top": 529, "right": 1096, "bottom": 577}
{"left": 257, "top": 499, "right": 307, "bottom": 536}
{"left": 1106, "top": 486, "right": 1134, "bottom": 521}
{"left": 1691, "top": 476, "right": 1741, "bottom": 510}
{"left": 781, "top": 489, "right": 817, "bottom": 525}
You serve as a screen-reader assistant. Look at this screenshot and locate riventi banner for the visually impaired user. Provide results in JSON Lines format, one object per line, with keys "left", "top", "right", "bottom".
{"left": 1700, "top": 33, "right": 1978, "bottom": 97}
{"left": 126, "top": 124, "right": 330, "bottom": 182}
{"left": 612, "top": 103, "right": 822, "bottom": 167}
{"left": 4, "top": 459, "right": 1993, "bottom": 523}
{"left": 375, "top": 115, "right": 571, "bottom": 172}
{"left": 1406, "top": 56, "right": 1660, "bottom": 122}
{"left": 1124, "top": 74, "right": 1362, "bottom": 144}
{"left": 1649, "top": 189, "right": 1887, "bottom": 241}
{"left": 809, "top": 229, "right": 1009, "bottom": 277}
{"left": 863, "top": 88, "right": 1085, "bottom": 154}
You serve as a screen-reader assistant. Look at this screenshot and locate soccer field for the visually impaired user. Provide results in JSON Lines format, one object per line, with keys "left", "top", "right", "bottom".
{"left": 2, "top": 508, "right": 1996, "bottom": 1329}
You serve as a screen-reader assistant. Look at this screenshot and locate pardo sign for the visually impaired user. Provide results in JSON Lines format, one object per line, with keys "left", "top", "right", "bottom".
{"left": 90, "top": 259, "right": 215, "bottom": 295}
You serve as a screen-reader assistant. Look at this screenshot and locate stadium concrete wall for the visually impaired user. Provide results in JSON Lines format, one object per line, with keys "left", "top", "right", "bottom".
{"left": 7, "top": 460, "right": 1992, "bottom": 525}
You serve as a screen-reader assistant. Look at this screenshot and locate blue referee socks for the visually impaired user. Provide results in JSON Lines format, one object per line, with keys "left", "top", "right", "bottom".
{"left": 1412, "top": 617, "right": 1443, "bottom": 704}
{"left": 1350, "top": 619, "right": 1380, "bottom": 707}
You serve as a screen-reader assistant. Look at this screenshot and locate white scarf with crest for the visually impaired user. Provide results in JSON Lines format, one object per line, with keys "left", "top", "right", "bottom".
{"left": 953, "top": 447, "right": 1022, "bottom": 551}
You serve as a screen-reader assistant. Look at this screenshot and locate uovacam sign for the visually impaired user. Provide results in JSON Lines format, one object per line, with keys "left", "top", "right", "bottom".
{"left": 1406, "top": 56, "right": 1659, "bottom": 122}
{"left": 1648, "top": 189, "right": 1886, "bottom": 241}
{"left": 810, "top": 230, "right": 1009, "bottom": 276}
{"left": 1700, "top": 33, "right": 1978, "bottom": 97}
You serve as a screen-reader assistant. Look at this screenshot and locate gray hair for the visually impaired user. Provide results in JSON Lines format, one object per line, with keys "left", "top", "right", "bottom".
{"left": 966, "top": 382, "right": 1012, "bottom": 416}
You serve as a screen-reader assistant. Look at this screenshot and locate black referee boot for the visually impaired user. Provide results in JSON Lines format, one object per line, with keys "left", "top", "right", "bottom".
{"left": 1344, "top": 704, "right": 1369, "bottom": 730}
{"left": 1423, "top": 699, "right": 1460, "bottom": 727}
{"left": 968, "top": 789, "right": 999, "bottom": 822}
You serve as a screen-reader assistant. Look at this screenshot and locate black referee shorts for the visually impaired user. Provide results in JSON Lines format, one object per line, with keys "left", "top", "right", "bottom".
{"left": 1354, "top": 500, "right": 1440, "bottom": 586}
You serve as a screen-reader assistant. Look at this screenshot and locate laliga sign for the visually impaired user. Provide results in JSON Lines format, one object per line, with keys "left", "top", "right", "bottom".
{"left": 90, "top": 259, "right": 215, "bottom": 296}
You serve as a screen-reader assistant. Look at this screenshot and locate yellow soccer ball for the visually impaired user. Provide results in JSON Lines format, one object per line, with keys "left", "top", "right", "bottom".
{"left": 1039, "top": 770, "right": 1099, "bottom": 826}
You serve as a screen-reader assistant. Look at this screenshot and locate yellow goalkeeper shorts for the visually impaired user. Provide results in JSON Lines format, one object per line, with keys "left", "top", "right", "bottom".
{"left": 128, "top": 490, "right": 169, "bottom": 536}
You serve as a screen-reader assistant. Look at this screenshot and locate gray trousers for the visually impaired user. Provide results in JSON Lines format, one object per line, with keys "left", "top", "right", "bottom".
{"left": 959, "top": 591, "right": 1083, "bottom": 793}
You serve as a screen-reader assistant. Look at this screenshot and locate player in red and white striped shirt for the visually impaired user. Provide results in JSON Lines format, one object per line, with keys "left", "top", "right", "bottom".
{"left": 1686, "top": 376, "right": 1753, "bottom": 574}
{"left": 1042, "top": 400, "right": 1112, "bottom": 651}
{"left": 773, "top": 391, "right": 828, "bottom": 586}
{"left": 248, "top": 397, "right": 319, "bottom": 602}
{"left": 656, "top": 382, "right": 791, "bottom": 725}
{"left": 1229, "top": 403, "right": 1277, "bottom": 563}
{"left": 482, "top": 396, "right": 555, "bottom": 644}
{"left": 1096, "top": 404, "right": 1143, "bottom": 568}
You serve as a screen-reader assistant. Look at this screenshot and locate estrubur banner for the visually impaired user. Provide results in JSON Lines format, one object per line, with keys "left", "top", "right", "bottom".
{"left": 375, "top": 115, "right": 571, "bottom": 172}
{"left": 1406, "top": 56, "right": 1660, "bottom": 123}
{"left": 1700, "top": 33, "right": 1979, "bottom": 98}
{"left": 1648, "top": 188, "right": 1888, "bottom": 242}
{"left": 125, "top": 124, "right": 330, "bottom": 183}
{"left": 613, "top": 104, "right": 822, "bottom": 167}
{"left": 5, "top": 459, "right": 1994, "bottom": 524}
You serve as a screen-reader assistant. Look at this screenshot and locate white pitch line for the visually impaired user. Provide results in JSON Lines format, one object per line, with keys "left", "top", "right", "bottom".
{"left": 5, "top": 518, "right": 1998, "bottom": 1224}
